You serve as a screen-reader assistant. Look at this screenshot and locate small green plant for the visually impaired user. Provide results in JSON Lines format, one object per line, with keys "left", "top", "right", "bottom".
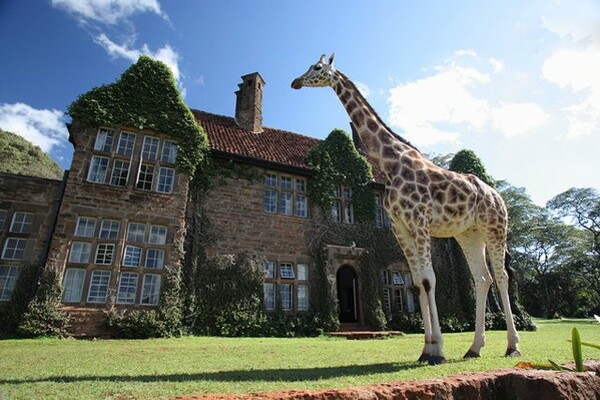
{"left": 518, "top": 326, "right": 599, "bottom": 372}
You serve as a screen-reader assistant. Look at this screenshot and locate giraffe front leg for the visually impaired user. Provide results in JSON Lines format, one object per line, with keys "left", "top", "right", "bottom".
{"left": 421, "top": 268, "right": 445, "bottom": 365}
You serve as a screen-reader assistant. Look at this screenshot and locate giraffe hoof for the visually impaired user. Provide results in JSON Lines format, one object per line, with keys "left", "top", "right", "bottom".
{"left": 505, "top": 348, "right": 522, "bottom": 357}
{"left": 418, "top": 352, "right": 430, "bottom": 363}
{"left": 464, "top": 350, "right": 480, "bottom": 359}
{"left": 428, "top": 355, "right": 446, "bottom": 365}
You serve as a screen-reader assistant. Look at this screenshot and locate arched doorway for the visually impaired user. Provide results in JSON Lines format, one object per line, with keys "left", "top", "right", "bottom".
{"left": 337, "top": 265, "right": 359, "bottom": 323}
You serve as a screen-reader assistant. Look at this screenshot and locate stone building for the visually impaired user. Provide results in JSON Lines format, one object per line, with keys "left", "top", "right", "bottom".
{"left": 0, "top": 71, "right": 415, "bottom": 335}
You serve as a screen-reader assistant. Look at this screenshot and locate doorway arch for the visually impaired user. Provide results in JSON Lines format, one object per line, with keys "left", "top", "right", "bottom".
{"left": 337, "top": 265, "right": 359, "bottom": 323}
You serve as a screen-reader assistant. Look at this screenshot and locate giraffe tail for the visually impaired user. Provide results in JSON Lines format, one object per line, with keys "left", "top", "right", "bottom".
{"left": 504, "top": 250, "right": 515, "bottom": 281}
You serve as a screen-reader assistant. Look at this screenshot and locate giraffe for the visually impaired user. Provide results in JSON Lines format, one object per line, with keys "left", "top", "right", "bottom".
{"left": 292, "top": 54, "right": 520, "bottom": 364}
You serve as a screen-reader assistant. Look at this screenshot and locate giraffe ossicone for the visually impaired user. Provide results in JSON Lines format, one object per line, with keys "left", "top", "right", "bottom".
{"left": 292, "top": 53, "right": 521, "bottom": 364}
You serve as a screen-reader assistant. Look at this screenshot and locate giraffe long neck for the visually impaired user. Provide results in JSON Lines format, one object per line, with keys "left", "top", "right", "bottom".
{"left": 331, "top": 71, "right": 418, "bottom": 164}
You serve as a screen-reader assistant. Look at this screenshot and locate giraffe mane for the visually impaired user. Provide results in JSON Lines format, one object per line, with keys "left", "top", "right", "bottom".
{"left": 337, "top": 71, "right": 421, "bottom": 153}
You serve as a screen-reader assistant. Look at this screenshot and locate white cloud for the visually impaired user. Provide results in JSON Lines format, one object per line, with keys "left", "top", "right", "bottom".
{"left": 488, "top": 57, "right": 505, "bottom": 73}
{"left": 387, "top": 51, "right": 548, "bottom": 146}
{"left": 354, "top": 81, "right": 371, "bottom": 98}
{"left": 94, "top": 33, "right": 181, "bottom": 83}
{"left": 51, "top": 0, "right": 166, "bottom": 25}
{"left": 0, "top": 103, "right": 68, "bottom": 153}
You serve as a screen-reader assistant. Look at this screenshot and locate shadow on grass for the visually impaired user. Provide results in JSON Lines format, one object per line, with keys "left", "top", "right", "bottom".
{"left": 0, "top": 359, "right": 468, "bottom": 385}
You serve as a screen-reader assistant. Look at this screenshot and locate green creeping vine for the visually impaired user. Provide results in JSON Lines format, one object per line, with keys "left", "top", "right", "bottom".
{"left": 68, "top": 55, "right": 209, "bottom": 177}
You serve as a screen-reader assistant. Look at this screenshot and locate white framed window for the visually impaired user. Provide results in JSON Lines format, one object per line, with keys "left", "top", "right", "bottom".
{"left": 141, "top": 136, "right": 159, "bottom": 160}
{"left": 295, "top": 178, "right": 306, "bottom": 192}
{"left": 137, "top": 164, "right": 155, "bottom": 191}
{"left": 380, "top": 270, "right": 389, "bottom": 285}
{"left": 75, "top": 217, "right": 96, "bottom": 237}
{"left": 394, "top": 289, "right": 404, "bottom": 313}
{"left": 141, "top": 274, "right": 161, "bottom": 305}
{"left": 161, "top": 140, "right": 177, "bottom": 164}
{"left": 10, "top": 212, "right": 34, "bottom": 233}
{"left": 127, "top": 222, "right": 146, "bottom": 242}
{"left": 145, "top": 249, "right": 164, "bottom": 269}
{"left": 280, "top": 176, "right": 292, "bottom": 190}
{"left": 332, "top": 185, "right": 354, "bottom": 224}
{"left": 110, "top": 160, "right": 130, "bottom": 186}
{"left": 116, "top": 272, "right": 138, "bottom": 304}
{"left": 123, "top": 245, "right": 142, "bottom": 267}
{"left": 264, "top": 190, "right": 277, "bottom": 213}
{"left": 116, "top": 131, "right": 136, "bottom": 157}
{"left": 62, "top": 268, "right": 86, "bottom": 302}
{"left": 297, "top": 264, "right": 308, "bottom": 281}
{"left": 87, "top": 156, "right": 109, "bottom": 183}
{"left": 68, "top": 242, "right": 91, "bottom": 264}
{"left": 94, "top": 128, "right": 115, "bottom": 152}
{"left": 87, "top": 270, "right": 111, "bottom": 304}
{"left": 0, "top": 210, "right": 6, "bottom": 230}
{"left": 279, "top": 284, "right": 292, "bottom": 311}
{"left": 344, "top": 203, "right": 354, "bottom": 224}
{"left": 265, "top": 173, "right": 277, "bottom": 187}
{"left": 295, "top": 195, "right": 307, "bottom": 218}
{"left": 278, "top": 192, "right": 292, "bottom": 215}
{"left": 392, "top": 271, "right": 405, "bottom": 285}
{"left": 264, "top": 261, "right": 275, "bottom": 279}
{"left": 157, "top": 167, "right": 175, "bottom": 193}
{"left": 148, "top": 225, "right": 167, "bottom": 245}
{"left": 297, "top": 284, "right": 309, "bottom": 311}
{"left": 99, "top": 220, "right": 120, "bottom": 240}
{"left": 383, "top": 288, "right": 391, "bottom": 313}
{"left": 279, "top": 263, "right": 294, "bottom": 279}
{"left": 0, "top": 266, "right": 21, "bottom": 301}
{"left": 2, "top": 238, "right": 27, "bottom": 260}
{"left": 264, "top": 283, "right": 275, "bottom": 311}
{"left": 331, "top": 201, "right": 341, "bottom": 223}
{"left": 95, "top": 243, "right": 115, "bottom": 265}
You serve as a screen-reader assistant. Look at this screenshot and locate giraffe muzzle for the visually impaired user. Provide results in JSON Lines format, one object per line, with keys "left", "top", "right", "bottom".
{"left": 291, "top": 78, "right": 303, "bottom": 89}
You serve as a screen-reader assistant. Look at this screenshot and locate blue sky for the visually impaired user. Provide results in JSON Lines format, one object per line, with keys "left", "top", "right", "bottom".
{"left": 1, "top": 0, "right": 599, "bottom": 206}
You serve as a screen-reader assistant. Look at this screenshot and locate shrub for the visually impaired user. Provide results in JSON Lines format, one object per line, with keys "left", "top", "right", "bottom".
{"left": 107, "top": 309, "right": 166, "bottom": 339}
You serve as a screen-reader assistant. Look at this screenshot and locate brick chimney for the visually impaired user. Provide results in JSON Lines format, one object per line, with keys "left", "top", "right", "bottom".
{"left": 235, "top": 72, "right": 265, "bottom": 133}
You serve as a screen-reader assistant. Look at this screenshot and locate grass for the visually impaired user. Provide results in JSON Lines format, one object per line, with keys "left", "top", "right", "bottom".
{"left": 0, "top": 319, "right": 598, "bottom": 399}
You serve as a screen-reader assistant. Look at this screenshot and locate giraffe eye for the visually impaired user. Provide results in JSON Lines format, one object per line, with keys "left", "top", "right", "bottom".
{"left": 313, "top": 64, "right": 323, "bottom": 71}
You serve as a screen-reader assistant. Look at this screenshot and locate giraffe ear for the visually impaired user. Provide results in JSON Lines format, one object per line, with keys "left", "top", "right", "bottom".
{"left": 328, "top": 53, "right": 335, "bottom": 65}
{"left": 319, "top": 54, "right": 326, "bottom": 63}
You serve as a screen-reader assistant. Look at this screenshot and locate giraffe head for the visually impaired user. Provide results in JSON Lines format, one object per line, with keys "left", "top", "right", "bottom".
{"left": 291, "top": 53, "right": 336, "bottom": 89}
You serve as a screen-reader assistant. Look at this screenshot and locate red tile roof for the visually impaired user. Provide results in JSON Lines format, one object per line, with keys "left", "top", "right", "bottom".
{"left": 192, "top": 109, "right": 385, "bottom": 184}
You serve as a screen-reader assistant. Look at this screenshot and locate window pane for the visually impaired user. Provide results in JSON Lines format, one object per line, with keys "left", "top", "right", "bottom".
{"left": 295, "top": 178, "right": 306, "bottom": 192}
{"left": 295, "top": 195, "right": 307, "bottom": 218}
{"left": 2, "top": 238, "right": 27, "bottom": 260}
{"left": 264, "top": 261, "right": 275, "bottom": 279}
{"left": 394, "top": 289, "right": 403, "bottom": 312}
{"left": 127, "top": 222, "right": 145, "bottom": 242}
{"left": 264, "top": 283, "right": 275, "bottom": 310}
{"left": 116, "top": 272, "right": 138, "bottom": 304}
{"left": 380, "top": 270, "right": 389, "bottom": 285}
{"left": 87, "top": 156, "right": 109, "bottom": 183}
{"left": 87, "top": 270, "right": 111, "bottom": 303}
{"left": 392, "top": 271, "right": 405, "bottom": 285}
{"left": 142, "top": 136, "right": 159, "bottom": 160}
{"left": 344, "top": 203, "right": 354, "bottom": 224}
{"left": 157, "top": 168, "right": 174, "bottom": 193}
{"left": 161, "top": 141, "right": 177, "bottom": 164}
{"left": 264, "top": 190, "right": 276, "bottom": 213}
{"left": 0, "top": 266, "right": 21, "bottom": 301}
{"left": 141, "top": 274, "right": 161, "bottom": 305}
{"left": 148, "top": 225, "right": 167, "bottom": 245}
{"left": 264, "top": 173, "right": 277, "bottom": 187}
{"left": 137, "top": 164, "right": 155, "bottom": 190}
{"left": 279, "top": 284, "right": 292, "bottom": 311}
{"left": 62, "top": 268, "right": 86, "bottom": 302}
{"left": 297, "top": 284, "right": 308, "bottom": 311}
{"left": 68, "top": 242, "right": 91, "bottom": 263}
{"left": 331, "top": 201, "right": 341, "bottom": 223}
{"left": 280, "top": 176, "right": 292, "bottom": 190}
{"left": 110, "top": 160, "right": 130, "bottom": 186}
{"left": 297, "top": 264, "right": 308, "bottom": 281}
{"left": 383, "top": 288, "right": 391, "bottom": 313}
{"left": 278, "top": 192, "right": 292, "bottom": 215}
{"left": 95, "top": 244, "right": 115, "bottom": 265}
{"left": 75, "top": 217, "right": 96, "bottom": 237}
{"left": 99, "top": 220, "right": 120, "bottom": 240}
{"left": 279, "top": 263, "right": 294, "bottom": 279}
{"left": 10, "top": 212, "right": 34, "bottom": 233}
{"left": 145, "top": 249, "right": 164, "bottom": 269}
{"left": 94, "top": 128, "right": 114, "bottom": 152}
{"left": 116, "top": 132, "right": 136, "bottom": 156}
{"left": 123, "top": 245, "right": 142, "bottom": 267}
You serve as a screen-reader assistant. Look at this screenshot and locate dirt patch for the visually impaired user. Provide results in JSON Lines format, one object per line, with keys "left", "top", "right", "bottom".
{"left": 173, "top": 361, "right": 600, "bottom": 400}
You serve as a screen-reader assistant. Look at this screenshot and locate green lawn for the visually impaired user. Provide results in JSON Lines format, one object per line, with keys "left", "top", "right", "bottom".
{"left": 1, "top": 319, "right": 598, "bottom": 399}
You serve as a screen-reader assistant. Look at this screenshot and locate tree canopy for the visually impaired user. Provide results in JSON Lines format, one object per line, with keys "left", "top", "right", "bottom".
{"left": 0, "top": 128, "right": 63, "bottom": 180}
{"left": 449, "top": 149, "right": 495, "bottom": 187}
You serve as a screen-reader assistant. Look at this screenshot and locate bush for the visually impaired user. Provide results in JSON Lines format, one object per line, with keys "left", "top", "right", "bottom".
{"left": 388, "top": 313, "right": 424, "bottom": 333}
{"left": 107, "top": 309, "right": 166, "bottom": 339}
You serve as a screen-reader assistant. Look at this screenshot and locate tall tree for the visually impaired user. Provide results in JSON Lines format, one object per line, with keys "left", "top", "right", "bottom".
{"left": 449, "top": 149, "right": 495, "bottom": 187}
